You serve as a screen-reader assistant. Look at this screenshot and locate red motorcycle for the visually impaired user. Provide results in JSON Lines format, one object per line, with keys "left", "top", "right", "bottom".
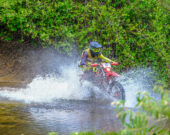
{"left": 80, "top": 62, "right": 125, "bottom": 100}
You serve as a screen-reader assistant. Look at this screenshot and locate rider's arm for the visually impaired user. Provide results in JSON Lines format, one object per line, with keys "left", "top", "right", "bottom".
{"left": 80, "top": 51, "right": 88, "bottom": 65}
{"left": 98, "top": 54, "right": 115, "bottom": 63}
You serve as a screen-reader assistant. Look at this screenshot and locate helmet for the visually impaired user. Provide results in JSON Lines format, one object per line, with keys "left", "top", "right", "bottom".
{"left": 89, "top": 41, "right": 102, "bottom": 53}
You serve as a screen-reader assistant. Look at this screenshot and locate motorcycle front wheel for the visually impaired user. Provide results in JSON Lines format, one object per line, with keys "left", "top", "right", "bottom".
{"left": 108, "top": 81, "right": 125, "bottom": 101}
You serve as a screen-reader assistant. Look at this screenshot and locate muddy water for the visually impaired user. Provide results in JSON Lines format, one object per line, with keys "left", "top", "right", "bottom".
{"left": 0, "top": 96, "right": 122, "bottom": 135}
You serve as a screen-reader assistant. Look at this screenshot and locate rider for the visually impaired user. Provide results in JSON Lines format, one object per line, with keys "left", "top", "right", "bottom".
{"left": 80, "top": 41, "right": 115, "bottom": 74}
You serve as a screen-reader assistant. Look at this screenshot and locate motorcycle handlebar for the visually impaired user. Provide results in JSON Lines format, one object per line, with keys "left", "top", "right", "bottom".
{"left": 91, "top": 64, "right": 100, "bottom": 67}
{"left": 111, "top": 62, "right": 118, "bottom": 66}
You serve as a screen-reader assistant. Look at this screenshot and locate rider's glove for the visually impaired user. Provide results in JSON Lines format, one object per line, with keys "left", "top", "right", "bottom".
{"left": 82, "top": 64, "right": 87, "bottom": 68}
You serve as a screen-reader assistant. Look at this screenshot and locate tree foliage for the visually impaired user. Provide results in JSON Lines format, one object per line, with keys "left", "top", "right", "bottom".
{"left": 0, "top": 0, "right": 169, "bottom": 81}
{"left": 112, "top": 85, "right": 170, "bottom": 135}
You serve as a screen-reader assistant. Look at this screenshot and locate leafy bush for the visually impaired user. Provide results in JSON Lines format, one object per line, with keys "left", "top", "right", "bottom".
{"left": 0, "top": 0, "right": 169, "bottom": 81}
{"left": 113, "top": 85, "right": 169, "bottom": 135}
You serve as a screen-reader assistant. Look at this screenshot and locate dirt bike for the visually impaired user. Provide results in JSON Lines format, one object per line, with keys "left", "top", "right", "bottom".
{"left": 79, "top": 62, "right": 125, "bottom": 101}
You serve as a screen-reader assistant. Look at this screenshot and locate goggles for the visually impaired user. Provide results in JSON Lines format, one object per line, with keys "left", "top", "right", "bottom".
{"left": 92, "top": 48, "right": 101, "bottom": 53}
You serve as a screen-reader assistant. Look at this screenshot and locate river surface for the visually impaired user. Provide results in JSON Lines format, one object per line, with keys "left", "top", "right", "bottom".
{"left": 0, "top": 75, "right": 123, "bottom": 135}
{"left": 0, "top": 68, "right": 155, "bottom": 135}
{"left": 0, "top": 98, "right": 123, "bottom": 135}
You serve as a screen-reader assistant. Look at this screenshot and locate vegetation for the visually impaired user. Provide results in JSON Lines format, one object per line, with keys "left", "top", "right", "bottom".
{"left": 112, "top": 85, "right": 169, "bottom": 135}
{"left": 0, "top": 1, "right": 169, "bottom": 134}
{"left": 0, "top": 0, "right": 169, "bottom": 82}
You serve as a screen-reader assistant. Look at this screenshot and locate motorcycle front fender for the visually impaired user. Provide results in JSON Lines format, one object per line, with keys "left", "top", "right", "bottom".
{"left": 107, "top": 72, "right": 120, "bottom": 77}
{"left": 106, "top": 72, "right": 119, "bottom": 82}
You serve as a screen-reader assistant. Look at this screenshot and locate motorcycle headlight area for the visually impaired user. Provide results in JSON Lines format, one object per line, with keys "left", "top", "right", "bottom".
{"left": 106, "top": 68, "right": 111, "bottom": 71}
{"left": 102, "top": 63, "right": 111, "bottom": 68}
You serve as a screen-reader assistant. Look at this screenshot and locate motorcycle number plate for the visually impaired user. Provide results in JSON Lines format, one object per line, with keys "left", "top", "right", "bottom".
{"left": 102, "top": 63, "right": 111, "bottom": 68}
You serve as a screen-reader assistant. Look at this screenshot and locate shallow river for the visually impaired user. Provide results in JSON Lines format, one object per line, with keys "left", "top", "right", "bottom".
{"left": 0, "top": 73, "right": 124, "bottom": 135}
{"left": 0, "top": 68, "right": 154, "bottom": 135}
{"left": 0, "top": 96, "right": 122, "bottom": 135}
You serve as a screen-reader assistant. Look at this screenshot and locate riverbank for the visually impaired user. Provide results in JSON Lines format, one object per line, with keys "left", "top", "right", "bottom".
{"left": 0, "top": 41, "right": 29, "bottom": 87}
{"left": 0, "top": 40, "right": 53, "bottom": 87}
{"left": 0, "top": 40, "right": 77, "bottom": 88}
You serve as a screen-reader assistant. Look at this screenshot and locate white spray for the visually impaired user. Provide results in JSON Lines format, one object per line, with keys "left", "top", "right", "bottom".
{"left": 0, "top": 64, "right": 156, "bottom": 107}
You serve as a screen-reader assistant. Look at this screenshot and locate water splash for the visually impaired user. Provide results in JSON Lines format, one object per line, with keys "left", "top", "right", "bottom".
{"left": 118, "top": 68, "right": 157, "bottom": 107}
{"left": 0, "top": 65, "right": 157, "bottom": 106}
{"left": 0, "top": 66, "right": 93, "bottom": 103}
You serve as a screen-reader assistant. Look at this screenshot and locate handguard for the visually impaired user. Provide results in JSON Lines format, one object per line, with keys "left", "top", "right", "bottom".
{"left": 111, "top": 62, "right": 118, "bottom": 66}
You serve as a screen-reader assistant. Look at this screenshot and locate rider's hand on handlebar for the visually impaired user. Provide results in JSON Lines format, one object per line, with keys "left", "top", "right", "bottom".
{"left": 82, "top": 64, "right": 87, "bottom": 68}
